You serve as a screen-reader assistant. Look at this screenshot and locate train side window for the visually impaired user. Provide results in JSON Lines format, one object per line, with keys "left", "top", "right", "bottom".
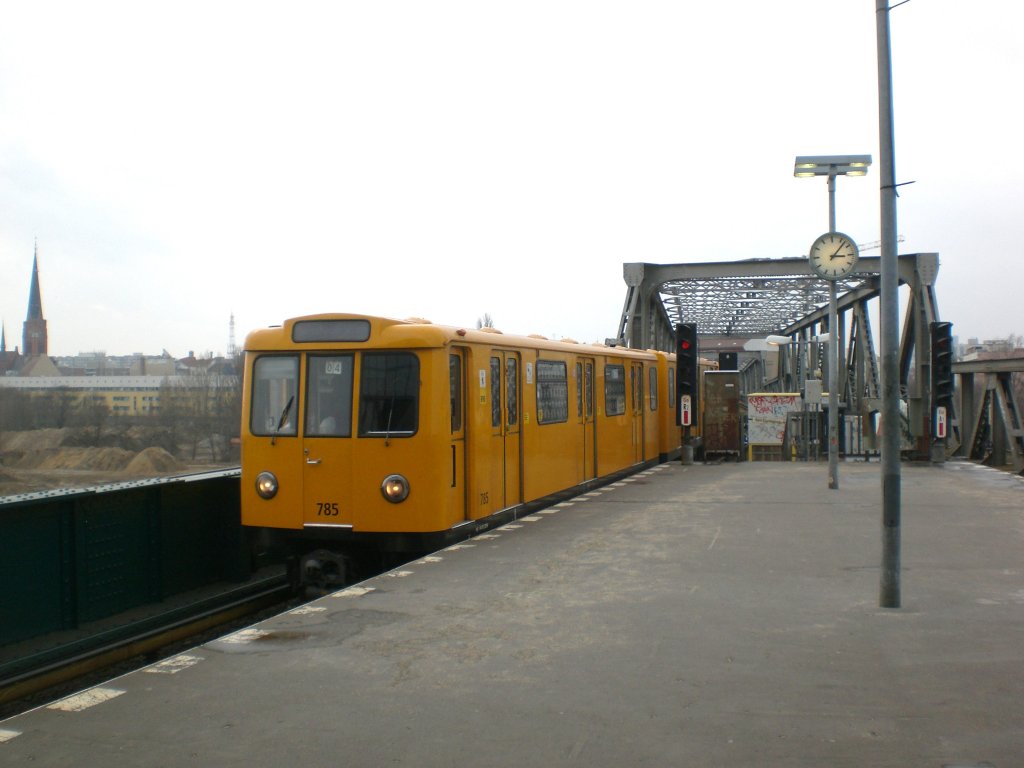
{"left": 575, "top": 362, "right": 583, "bottom": 417}
{"left": 506, "top": 357, "right": 518, "bottom": 427}
{"left": 305, "top": 355, "right": 354, "bottom": 437}
{"left": 536, "top": 360, "right": 568, "bottom": 424}
{"left": 250, "top": 355, "right": 299, "bottom": 436}
{"left": 450, "top": 354, "right": 463, "bottom": 433}
{"left": 585, "top": 362, "right": 594, "bottom": 418}
{"left": 605, "top": 364, "right": 625, "bottom": 416}
{"left": 649, "top": 367, "right": 658, "bottom": 411}
{"left": 668, "top": 369, "right": 675, "bottom": 409}
{"left": 358, "top": 352, "right": 420, "bottom": 437}
{"left": 490, "top": 357, "right": 501, "bottom": 428}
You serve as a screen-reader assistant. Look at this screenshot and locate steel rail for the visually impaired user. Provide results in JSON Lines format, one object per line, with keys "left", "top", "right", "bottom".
{"left": 0, "top": 574, "right": 292, "bottom": 710}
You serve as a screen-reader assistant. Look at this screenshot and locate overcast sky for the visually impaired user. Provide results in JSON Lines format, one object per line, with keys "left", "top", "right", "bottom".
{"left": 1, "top": 1, "right": 1021, "bottom": 358}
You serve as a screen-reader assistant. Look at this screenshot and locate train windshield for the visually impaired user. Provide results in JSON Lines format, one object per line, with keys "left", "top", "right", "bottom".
{"left": 305, "top": 355, "right": 354, "bottom": 437}
{"left": 358, "top": 352, "right": 419, "bottom": 437}
{"left": 251, "top": 356, "right": 299, "bottom": 436}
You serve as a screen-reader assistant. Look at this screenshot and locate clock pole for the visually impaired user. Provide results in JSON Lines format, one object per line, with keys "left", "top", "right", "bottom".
{"left": 827, "top": 274, "right": 840, "bottom": 489}
{"left": 794, "top": 157, "right": 871, "bottom": 491}
{"left": 827, "top": 175, "right": 840, "bottom": 490}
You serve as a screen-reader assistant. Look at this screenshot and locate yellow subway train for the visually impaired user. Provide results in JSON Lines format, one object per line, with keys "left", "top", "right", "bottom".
{"left": 240, "top": 314, "right": 709, "bottom": 586}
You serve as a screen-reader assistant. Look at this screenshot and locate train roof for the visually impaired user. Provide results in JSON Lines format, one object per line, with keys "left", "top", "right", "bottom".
{"left": 244, "top": 313, "right": 667, "bottom": 359}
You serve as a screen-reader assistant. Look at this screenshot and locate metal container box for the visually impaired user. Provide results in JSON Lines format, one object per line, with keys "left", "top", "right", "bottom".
{"left": 702, "top": 371, "right": 744, "bottom": 456}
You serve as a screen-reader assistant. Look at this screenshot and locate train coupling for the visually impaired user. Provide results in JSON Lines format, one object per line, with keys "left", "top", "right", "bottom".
{"left": 300, "top": 549, "right": 349, "bottom": 591}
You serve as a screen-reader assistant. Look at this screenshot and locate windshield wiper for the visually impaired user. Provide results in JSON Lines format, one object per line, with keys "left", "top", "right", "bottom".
{"left": 271, "top": 395, "right": 294, "bottom": 446}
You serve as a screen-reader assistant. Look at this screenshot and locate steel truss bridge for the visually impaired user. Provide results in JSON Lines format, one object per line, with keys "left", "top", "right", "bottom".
{"left": 612, "top": 255, "right": 1024, "bottom": 470}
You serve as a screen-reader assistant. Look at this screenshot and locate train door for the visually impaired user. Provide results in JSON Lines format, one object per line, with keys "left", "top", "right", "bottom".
{"left": 576, "top": 358, "right": 597, "bottom": 481}
{"left": 631, "top": 361, "right": 645, "bottom": 463}
{"left": 450, "top": 349, "right": 468, "bottom": 522}
{"left": 244, "top": 354, "right": 302, "bottom": 529}
{"left": 504, "top": 352, "right": 522, "bottom": 506}
{"left": 301, "top": 353, "right": 356, "bottom": 526}
{"left": 488, "top": 350, "right": 522, "bottom": 512}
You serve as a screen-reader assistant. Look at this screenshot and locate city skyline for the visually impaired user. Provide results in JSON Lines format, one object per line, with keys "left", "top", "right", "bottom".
{"left": 0, "top": 243, "right": 1018, "bottom": 362}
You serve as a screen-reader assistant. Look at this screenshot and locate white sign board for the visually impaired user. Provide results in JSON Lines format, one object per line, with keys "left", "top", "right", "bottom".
{"left": 747, "top": 393, "right": 802, "bottom": 445}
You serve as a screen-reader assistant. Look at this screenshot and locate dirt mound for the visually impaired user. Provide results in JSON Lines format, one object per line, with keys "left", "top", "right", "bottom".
{"left": 60, "top": 425, "right": 176, "bottom": 452}
{"left": 124, "top": 447, "right": 183, "bottom": 476}
{"left": 4, "top": 446, "right": 186, "bottom": 475}
{"left": 12, "top": 446, "right": 135, "bottom": 472}
{"left": 0, "top": 428, "right": 70, "bottom": 452}
{"left": 0, "top": 428, "right": 229, "bottom": 495}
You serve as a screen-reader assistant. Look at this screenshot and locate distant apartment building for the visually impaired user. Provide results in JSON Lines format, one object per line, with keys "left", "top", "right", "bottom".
{"left": 54, "top": 351, "right": 178, "bottom": 378}
{"left": 0, "top": 374, "right": 238, "bottom": 417}
{"left": 961, "top": 337, "right": 1023, "bottom": 360}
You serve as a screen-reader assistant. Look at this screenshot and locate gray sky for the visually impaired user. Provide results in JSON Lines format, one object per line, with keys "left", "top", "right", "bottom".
{"left": 1, "top": 1, "right": 1021, "bottom": 357}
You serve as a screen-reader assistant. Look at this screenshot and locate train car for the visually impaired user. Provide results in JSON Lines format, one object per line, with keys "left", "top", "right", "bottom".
{"left": 241, "top": 314, "right": 677, "bottom": 586}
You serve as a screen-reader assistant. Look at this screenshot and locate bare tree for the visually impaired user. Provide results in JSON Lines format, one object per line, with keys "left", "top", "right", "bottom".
{"left": 0, "top": 388, "right": 32, "bottom": 447}
{"left": 74, "top": 398, "right": 111, "bottom": 443}
{"left": 158, "top": 372, "right": 239, "bottom": 462}
{"left": 53, "top": 387, "right": 78, "bottom": 428}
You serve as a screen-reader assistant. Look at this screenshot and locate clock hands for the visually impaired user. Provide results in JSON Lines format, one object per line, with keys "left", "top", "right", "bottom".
{"left": 809, "top": 232, "right": 857, "bottom": 280}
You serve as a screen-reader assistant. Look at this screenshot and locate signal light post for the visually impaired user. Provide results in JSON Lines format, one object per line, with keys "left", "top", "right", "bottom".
{"left": 676, "top": 323, "right": 698, "bottom": 464}
{"left": 930, "top": 321, "right": 954, "bottom": 462}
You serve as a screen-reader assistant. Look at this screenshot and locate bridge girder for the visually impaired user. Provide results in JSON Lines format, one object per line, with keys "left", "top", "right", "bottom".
{"left": 613, "top": 254, "right": 945, "bottom": 458}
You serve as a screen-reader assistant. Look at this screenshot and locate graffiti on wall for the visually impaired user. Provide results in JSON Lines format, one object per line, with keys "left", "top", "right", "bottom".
{"left": 747, "top": 393, "right": 802, "bottom": 445}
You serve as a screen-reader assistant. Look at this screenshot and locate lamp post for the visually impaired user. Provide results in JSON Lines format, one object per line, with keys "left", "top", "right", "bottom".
{"left": 794, "top": 155, "right": 871, "bottom": 490}
{"left": 876, "top": 0, "right": 902, "bottom": 609}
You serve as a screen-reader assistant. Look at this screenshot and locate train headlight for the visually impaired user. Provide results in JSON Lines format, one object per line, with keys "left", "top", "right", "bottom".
{"left": 381, "top": 474, "right": 410, "bottom": 503}
{"left": 255, "top": 471, "right": 279, "bottom": 499}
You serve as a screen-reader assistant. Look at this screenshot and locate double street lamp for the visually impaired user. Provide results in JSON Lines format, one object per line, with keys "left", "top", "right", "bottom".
{"left": 794, "top": 155, "right": 873, "bottom": 232}
{"left": 794, "top": 154, "right": 872, "bottom": 490}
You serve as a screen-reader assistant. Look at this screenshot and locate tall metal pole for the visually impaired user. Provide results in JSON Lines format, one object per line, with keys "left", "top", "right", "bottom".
{"left": 827, "top": 174, "right": 837, "bottom": 233}
{"left": 828, "top": 284, "right": 840, "bottom": 488}
{"left": 876, "top": 0, "right": 901, "bottom": 608}
{"left": 827, "top": 174, "right": 840, "bottom": 489}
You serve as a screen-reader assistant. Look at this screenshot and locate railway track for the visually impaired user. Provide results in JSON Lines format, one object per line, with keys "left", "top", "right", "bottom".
{"left": 0, "top": 573, "right": 296, "bottom": 719}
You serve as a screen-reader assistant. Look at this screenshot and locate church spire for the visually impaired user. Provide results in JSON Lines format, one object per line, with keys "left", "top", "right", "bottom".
{"left": 23, "top": 241, "right": 48, "bottom": 356}
{"left": 27, "top": 240, "right": 44, "bottom": 321}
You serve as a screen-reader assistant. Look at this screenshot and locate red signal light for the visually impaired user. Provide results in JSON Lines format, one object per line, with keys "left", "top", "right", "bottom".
{"left": 680, "top": 340, "right": 691, "bottom": 350}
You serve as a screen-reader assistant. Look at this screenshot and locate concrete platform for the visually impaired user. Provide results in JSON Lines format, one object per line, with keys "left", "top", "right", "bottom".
{"left": 2, "top": 460, "right": 1022, "bottom": 767}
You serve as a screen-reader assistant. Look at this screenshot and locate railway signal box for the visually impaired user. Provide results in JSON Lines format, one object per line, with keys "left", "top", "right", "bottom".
{"left": 676, "top": 323, "right": 698, "bottom": 428}
{"left": 930, "top": 321, "right": 954, "bottom": 408}
{"left": 930, "top": 320, "right": 954, "bottom": 441}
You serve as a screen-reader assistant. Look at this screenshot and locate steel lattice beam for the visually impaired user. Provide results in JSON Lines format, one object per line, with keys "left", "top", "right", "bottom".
{"left": 614, "top": 254, "right": 945, "bottom": 460}
{"left": 615, "top": 255, "right": 930, "bottom": 351}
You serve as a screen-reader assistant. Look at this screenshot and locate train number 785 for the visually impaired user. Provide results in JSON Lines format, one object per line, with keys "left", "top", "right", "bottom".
{"left": 316, "top": 502, "right": 340, "bottom": 516}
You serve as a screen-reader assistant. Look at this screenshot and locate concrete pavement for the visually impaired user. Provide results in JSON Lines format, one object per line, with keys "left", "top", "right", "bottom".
{"left": 1, "top": 459, "right": 1022, "bottom": 766}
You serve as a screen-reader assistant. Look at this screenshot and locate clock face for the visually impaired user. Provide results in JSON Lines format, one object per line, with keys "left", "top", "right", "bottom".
{"left": 808, "top": 231, "right": 859, "bottom": 280}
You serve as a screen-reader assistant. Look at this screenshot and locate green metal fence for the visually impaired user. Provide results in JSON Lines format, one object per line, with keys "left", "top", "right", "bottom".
{"left": 0, "top": 470, "right": 245, "bottom": 647}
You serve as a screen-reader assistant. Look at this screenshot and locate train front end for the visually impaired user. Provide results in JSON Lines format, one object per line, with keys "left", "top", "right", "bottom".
{"left": 240, "top": 315, "right": 461, "bottom": 583}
